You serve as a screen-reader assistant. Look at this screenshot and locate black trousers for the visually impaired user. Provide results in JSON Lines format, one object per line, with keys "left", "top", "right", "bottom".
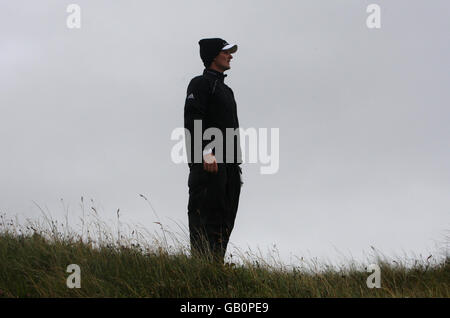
{"left": 187, "top": 163, "right": 242, "bottom": 262}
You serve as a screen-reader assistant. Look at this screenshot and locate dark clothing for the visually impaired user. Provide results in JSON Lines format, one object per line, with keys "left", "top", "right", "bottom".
{"left": 184, "top": 68, "right": 242, "bottom": 166}
{"left": 187, "top": 163, "right": 242, "bottom": 261}
{"left": 184, "top": 69, "right": 243, "bottom": 261}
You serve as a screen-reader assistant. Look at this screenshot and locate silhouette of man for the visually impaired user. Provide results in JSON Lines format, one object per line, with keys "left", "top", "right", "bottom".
{"left": 184, "top": 38, "right": 243, "bottom": 262}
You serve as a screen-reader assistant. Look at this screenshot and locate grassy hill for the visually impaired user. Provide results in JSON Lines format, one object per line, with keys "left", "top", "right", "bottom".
{"left": 0, "top": 231, "right": 448, "bottom": 297}
{"left": 0, "top": 207, "right": 449, "bottom": 298}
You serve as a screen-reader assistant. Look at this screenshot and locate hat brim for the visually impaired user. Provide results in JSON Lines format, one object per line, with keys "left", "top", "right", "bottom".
{"left": 222, "top": 43, "right": 238, "bottom": 53}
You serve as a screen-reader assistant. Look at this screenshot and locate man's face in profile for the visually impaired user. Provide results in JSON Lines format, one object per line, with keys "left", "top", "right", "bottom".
{"left": 212, "top": 50, "right": 233, "bottom": 71}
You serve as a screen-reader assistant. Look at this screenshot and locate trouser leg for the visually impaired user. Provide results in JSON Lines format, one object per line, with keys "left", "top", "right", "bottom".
{"left": 187, "top": 165, "right": 210, "bottom": 256}
{"left": 187, "top": 164, "right": 242, "bottom": 262}
{"left": 215, "top": 164, "right": 242, "bottom": 259}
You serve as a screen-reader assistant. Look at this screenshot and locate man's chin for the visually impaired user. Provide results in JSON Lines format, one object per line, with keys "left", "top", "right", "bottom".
{"left": 218, "top": 66, "right": 230, "bottom": 72}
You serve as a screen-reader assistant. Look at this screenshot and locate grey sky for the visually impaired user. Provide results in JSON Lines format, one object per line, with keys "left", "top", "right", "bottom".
{"left": 1, "top": 0, "right": 449, "bottom": 265}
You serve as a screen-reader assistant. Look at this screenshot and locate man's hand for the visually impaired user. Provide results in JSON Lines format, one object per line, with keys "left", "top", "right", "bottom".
{"left": 203, "top": 153, "right": 218, "bottom": 174}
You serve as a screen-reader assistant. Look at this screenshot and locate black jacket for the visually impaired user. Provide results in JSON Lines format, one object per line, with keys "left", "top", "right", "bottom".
{"left": 184, "top": 69, "right": 242, "bottom": 167}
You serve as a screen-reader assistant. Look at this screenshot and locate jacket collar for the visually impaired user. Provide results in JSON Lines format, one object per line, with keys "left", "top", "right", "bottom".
{"left": 203, "top": 68, "right": 227, "bottom": 82}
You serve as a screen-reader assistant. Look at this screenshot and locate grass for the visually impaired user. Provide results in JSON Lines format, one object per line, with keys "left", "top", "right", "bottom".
{"left": 0, "top": 204, "right": 448, "bottom": 298}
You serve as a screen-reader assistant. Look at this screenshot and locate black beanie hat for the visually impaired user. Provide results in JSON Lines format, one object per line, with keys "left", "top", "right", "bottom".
{"left": 198, "top": 38, "right": 238, "bottom": 68}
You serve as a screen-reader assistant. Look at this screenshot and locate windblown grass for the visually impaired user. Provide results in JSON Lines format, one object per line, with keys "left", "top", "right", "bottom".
{"left": 0, "top": 202, "right": 448, "bottom": 298}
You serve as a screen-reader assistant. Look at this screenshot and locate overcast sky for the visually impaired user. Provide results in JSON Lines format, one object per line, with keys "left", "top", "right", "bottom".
{"left": 1, "top": 0, "right": 449, "bottom": 266}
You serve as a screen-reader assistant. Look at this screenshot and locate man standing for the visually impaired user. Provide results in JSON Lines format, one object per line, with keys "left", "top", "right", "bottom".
{"left": 184, "top": 38, "right": 243, "bottom": 262}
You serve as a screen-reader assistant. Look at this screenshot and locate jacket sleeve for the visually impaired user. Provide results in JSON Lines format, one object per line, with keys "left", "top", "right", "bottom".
{"left": 184, "top": 77, "right": 210, "bottom": 166}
